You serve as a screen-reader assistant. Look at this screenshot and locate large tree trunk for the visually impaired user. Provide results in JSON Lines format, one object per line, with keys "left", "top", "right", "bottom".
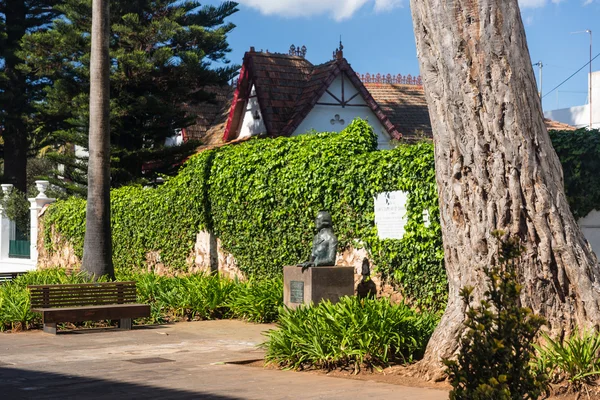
{"left": 82, "top": 0, "right": 114, "bottom": 279}
{"left": 410, "top": 0, "right": 600, "bottom": 379}
{"left": 2, "top": 0, "right": 28, "bottom": 193}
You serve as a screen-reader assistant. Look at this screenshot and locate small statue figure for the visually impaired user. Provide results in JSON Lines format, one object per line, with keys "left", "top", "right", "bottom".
{"left": 357, "top": 257, "right": 377, "bottom": 299}
{"left": 298, "top": 211, "right": 338, "bottom": 271}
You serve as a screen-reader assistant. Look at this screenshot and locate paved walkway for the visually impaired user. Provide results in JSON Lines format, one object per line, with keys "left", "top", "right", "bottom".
{"left": 0, "top": 320, "right": 448, "bottom": 399}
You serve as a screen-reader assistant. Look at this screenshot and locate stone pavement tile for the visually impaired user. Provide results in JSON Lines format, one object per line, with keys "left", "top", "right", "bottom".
{"left": 0, "top": 320, "right": 449, "bottom": 400}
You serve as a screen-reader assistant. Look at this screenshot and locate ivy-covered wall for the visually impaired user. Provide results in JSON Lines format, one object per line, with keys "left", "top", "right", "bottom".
{"left": 41, "top": 123, "right": 600, "bottom": 312}
{"left": 549, "top": 128, "right": 600, "bottom": 219}
{"left": 43, "top": 119, "right": 445, "bottom": 310}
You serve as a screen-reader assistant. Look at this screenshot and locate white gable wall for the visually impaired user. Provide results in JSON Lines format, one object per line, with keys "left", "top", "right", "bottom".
{"left": 239, "top": 85, "right": 266, "bottom": 139}
{"left": 291, "top": 75, "right": 393, "bottom": 150}
{"left": 579, "top": 210, "right": 600, "bottom": 259}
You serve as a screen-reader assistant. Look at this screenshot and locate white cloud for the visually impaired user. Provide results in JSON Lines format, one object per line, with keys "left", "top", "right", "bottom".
{"left": 524, "top": 15, "right": 534, "bottom": 26}
{"left": 519, "top": 0, "right": 547, "bottom": 7}
{"left": 237, "top": 0, "right": 573, "bottom": 20}
{"left": 237, "top": 0, "right": 403, "bottom": 21}
{"left": 519, "top": 0, "right": 564, "bottom": 7}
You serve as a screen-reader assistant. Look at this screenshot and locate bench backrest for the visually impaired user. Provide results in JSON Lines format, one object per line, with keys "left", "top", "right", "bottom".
{"left": 28, "top": 282, "right": 138, "bottom": 308}
{"left": 0, "top": 272, "right": 25, "bottom": 284}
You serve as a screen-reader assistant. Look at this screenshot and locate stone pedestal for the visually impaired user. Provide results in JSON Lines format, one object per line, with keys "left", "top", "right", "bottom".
{"left": 283, "top": 266, "right": 355, "bottom": 309}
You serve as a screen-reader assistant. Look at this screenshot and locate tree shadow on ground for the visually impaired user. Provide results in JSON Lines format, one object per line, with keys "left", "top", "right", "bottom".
{"left": 0, "top": 366, "right": 243, "bottom": 399}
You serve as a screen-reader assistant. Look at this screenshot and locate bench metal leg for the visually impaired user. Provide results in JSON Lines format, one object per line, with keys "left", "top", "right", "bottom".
{"left": 43, "top": 323, "right": 57, "bottom": 335}
{"left": 119, "top": 318, "right": 132, "bottom": 330}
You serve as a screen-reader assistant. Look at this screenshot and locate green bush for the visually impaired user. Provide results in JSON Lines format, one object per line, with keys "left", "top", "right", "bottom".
{"left": 535, "top": 330, "right": 600, "bottom": 392}
{"left": 43, "top": 119, "right": 445, "bottom": 311}
{"left": 0, "top": 283, "right": 36, "bottom": 331}
{"left": 262, "top": 296, "right": 438, "bottom": 372}
{"left": 444, "top": 232, "right": 548, "bottom": 400}
{"left": 12, "top": 268, "right": 96, "bottom": 286}
{"left": 228, "top": 278, "right": 283, "bottom": 323}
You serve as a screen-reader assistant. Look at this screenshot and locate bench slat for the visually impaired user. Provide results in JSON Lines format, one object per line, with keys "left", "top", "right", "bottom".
{"left": 33, "top": 304, "right": 151, "bottom": 324}
{"left": 28, "top": 281, "right": 137, "bottom": 289}
{"left": 31, "top": 298, "right": 138, "bottom": 308}
{"left": 28, "top": 282, "right": 140, "bottom": 308}
{"left": 30, "top": 292, "right": 137, "bottom": 299}
{"left": 30, "top": 292, "right": 137, "bottom": 300}
{"left": 29, "top": 286, "right": 137, "bottom": 294}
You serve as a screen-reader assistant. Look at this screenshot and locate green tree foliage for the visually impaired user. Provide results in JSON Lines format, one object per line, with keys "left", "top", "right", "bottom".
{"left": 444, "top": 232, "right": 548, "bottom": 400}
{"left": 43, "top": 119, "right": 446, "bottom": 311}
{"left": 19, "top": 0, "right": 239, "bottom": 195}
{"left": 0, "top": 188, "right": 30, "bottom": 234}
{"left": 0, "top": 0, "right": 61, "bottom": 192}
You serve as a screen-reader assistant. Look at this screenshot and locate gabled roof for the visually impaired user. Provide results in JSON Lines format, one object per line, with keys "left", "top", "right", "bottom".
{"left": 223, "top": 49, "right": 400, "bottom": 141}
{"left": 182, "top": 85, "right": 233, "bottom": 144}
{"left": 543, "top": 118, "right": 577, "bottom": 131}
{"left": 365, "top": 83, "right": 433, "bottom": 140}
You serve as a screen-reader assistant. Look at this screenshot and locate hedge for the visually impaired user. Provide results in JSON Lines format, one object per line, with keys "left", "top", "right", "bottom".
{"left": 44, "top": 119, "right": 446, "bottom": 311}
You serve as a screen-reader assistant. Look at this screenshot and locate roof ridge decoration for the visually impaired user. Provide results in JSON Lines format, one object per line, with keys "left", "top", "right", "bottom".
{"left": 289, "top": 44, "right": 307, "bottom": 58}
{"left": 359, "top": 73, "right": 423, "bottom": 86}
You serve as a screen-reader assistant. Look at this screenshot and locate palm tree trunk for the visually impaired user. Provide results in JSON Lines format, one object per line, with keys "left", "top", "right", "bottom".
{"left": 82, "top": 0, "right": 114, "bottom": 279}
{"left": 410, "top": 0, "right": 600, "bottom": 379}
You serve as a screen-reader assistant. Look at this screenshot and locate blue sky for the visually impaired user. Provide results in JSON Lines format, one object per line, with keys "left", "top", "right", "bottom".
{"left": 207, "top": 0, "right": 600, "bottom": 112}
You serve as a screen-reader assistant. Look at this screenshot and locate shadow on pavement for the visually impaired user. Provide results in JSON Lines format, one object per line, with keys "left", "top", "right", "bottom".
{"left": 0, "top": 366, "right": 243, "bottom": 399}
{"left": 58, "top": 324, "right": 168, "bottom": 335}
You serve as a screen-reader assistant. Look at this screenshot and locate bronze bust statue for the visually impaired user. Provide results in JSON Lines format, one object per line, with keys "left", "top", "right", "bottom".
{"left": 299, "top": 211, "right": 338, "bottom": 271}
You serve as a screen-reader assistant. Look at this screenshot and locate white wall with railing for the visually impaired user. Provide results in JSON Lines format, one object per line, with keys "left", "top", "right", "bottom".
{"left": 0, "top": 181, "right": 56, "bottom": 273}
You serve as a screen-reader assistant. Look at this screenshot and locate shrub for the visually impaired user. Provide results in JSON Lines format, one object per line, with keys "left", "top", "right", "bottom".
{"left": 0, "top": 283, "right": 36, "bottom": 331}
{"left": 228, "top": 278, "right": 283, "bottom": 323}
{"left": 13, "top": 268, "right": 95, "bottom": 286}
{"left": 535, "top": 330, "right": 600, "bottom": 392}
{"left": 444, "top": 232, "right": 548, "bottom": 400}
{"left": 262, "top": 296, "right": 438, "bottom": 372}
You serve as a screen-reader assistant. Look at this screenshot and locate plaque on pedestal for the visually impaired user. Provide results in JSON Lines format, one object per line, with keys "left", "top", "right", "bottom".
{"left": 283, "top": 266, "right": 355, "bottom": 309}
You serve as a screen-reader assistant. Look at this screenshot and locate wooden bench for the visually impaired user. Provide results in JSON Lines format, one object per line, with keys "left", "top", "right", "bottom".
{"left": 0, "top": 272, "right": 25, "bottom": 284}
{"left": 28, "top": 282, "right": 150, "bottom": 334}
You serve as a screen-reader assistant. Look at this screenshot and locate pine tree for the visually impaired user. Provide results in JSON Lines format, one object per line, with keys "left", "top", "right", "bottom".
{"left": 0, "top": 1, "right": 61, "bottom": 192}
{"left": 19, "top": 0, "right": 239, "bottom": 194}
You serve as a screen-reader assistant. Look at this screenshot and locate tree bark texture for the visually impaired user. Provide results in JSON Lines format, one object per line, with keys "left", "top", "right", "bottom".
{"left": 2, "top": 0, "right": 28, "bottom": 193}
{"left": 410, "top": 0, "right": 600, "bottom": 379}
{"left": 82, "top": 0, "right": 114, "bottom": 279}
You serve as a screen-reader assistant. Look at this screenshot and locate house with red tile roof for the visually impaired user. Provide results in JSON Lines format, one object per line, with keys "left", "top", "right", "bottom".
{"left": 222, "top": 44, "right": 402, "bottom": 149}
{"left": 181, "top": 45, "right": 574, "bottom": 151}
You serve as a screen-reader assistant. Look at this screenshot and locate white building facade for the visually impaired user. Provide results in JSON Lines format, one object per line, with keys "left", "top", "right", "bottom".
{"left": 545, "top": 71, "right": 600, "bottom": 130}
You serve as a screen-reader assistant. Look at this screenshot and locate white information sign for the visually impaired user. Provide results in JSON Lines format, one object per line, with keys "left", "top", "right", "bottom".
{"left": 374, "top": 191, "right": 409, "bottom": 240}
